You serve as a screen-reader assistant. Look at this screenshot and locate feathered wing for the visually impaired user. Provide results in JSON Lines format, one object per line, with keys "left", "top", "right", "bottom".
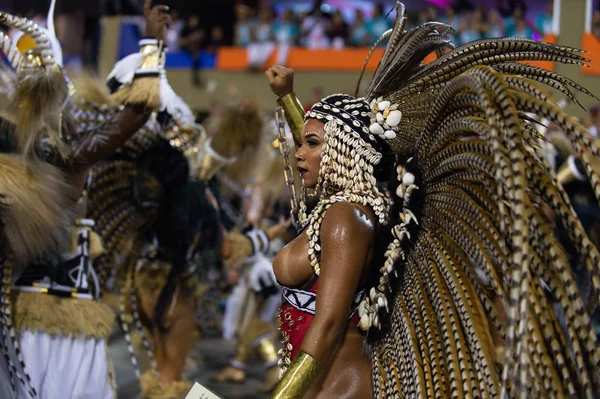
{"left": 0, "top": 154, "right": 75, "bottom": 268}
{"left": 364, "top": 3, "right": 600, "bottom": 398}
{"left": 86, "top": 123, "right": 164, "bottom": 285}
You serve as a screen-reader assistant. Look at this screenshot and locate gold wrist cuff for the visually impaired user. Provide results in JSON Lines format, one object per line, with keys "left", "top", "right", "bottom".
{"left": 233, "top": 342, "right": 251, "bottom": 365}
{"left": 256, "top": 338, "right": 278, "bottom": 364}
{"left": 139, "top": 44, "right": 161, "bottom": 69}
{"left": 272, "top": 351, "right": 323, "bottom": 399}
{"left": 277, "top": 92, "right": 305, "bottom": 147}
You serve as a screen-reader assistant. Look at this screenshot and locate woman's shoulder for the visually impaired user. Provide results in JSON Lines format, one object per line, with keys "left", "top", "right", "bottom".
{"left": 321, "top": 201, "right": 376, "bottom": 237}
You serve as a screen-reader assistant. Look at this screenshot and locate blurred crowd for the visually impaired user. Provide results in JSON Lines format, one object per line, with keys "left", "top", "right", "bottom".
{"left": 158, "top": 0, "right": 562, "bottom": 70}
{"left": 224, "top": 0, "right": 557, "bottom": 52}
{"left": 7, "top": 0, "right": 600, "bottom": 71}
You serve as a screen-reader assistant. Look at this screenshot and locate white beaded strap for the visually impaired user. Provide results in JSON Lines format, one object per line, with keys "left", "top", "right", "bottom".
{"left": 255, "top": 229, "right": 270, "bottom": 254}
{"left": 245, "top": 230, "right": 260, "bottom": 255}
{"left": 139, "top": 38, "right": 159, "bottom": 47}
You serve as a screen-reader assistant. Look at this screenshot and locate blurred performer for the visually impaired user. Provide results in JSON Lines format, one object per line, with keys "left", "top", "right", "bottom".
{"left": 214, "top": 137, "right": 292, "bottom": 393}
{"left": 87, "top": 23, "right": 278, "bottom": 395}
{"left": 0, "top": 5, "right": 157, "bottom": 398}
{"left": 264, "top": 2, "right": 600, "bottom": 397}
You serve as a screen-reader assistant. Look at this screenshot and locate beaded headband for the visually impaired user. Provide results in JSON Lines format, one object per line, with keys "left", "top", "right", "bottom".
{"left": 305, "top": 94, "right": 387, "bottom": 163}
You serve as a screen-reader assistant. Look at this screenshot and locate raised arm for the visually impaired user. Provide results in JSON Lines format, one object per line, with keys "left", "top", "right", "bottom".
{"left": 272, "top": 202, "right": 374, "bottom": 398}
{"left": 265, "top": 65, "right": 304, "bottom": 147}
{"left": 69, "top": 105, "right": 151, "bottom": 172}
{"left": 69, "top": 0, "right": 173, "bottom": 173}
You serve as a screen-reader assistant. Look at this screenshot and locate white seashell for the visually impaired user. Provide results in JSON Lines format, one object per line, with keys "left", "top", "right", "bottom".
{"left": 406, "top": 209, "right": 419, "bottom": 225}
{"left": 402, "top": 173, "right": 415, "bottom": 186}
{"left": 358, "top": 301, "right": 366, "bottom": 317}
{"left": 359, "top": 314, "right": 370, "bottom": 330}
{"left": 396, "top": 185, "right": 404, "bottom": 198}
{"left": 369, "top": 123, "right": 384, "bottom": 135}
{"left": 384, "top": 130, "right": 397, "bottom": 140}
{"left": 378, "top": 101, "right": 391, "bottom": 111}
{"left": 376, "top": 112, "right": 385, "bottom": 124}
{"left": 406, "top": 185, "right": 420, "bottom": 198}
{"left": 377, "top": 297, "right": 385, "bottom": 309}
{"left": 370, "top": 287, "right": 377, "bottom": 301}
{"left": 386, "top": 110, "right": 402, "bottom": 127}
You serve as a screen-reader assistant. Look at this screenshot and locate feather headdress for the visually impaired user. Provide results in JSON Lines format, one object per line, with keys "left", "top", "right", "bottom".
{"left": 348, "top": 3, "right": 600, "bottom": 398}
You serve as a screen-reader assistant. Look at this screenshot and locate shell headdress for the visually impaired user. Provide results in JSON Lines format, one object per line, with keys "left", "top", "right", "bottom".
{"left": 296, "top": 2, "right": 600, "bottom": 397}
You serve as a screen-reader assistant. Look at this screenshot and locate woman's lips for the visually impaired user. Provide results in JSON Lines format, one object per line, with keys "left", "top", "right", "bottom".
{"left": 297, "top": 166, "right": 308, "bottom": 176}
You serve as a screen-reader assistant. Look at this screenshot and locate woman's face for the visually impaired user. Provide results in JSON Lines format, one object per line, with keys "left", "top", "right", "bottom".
{"left": 296, "top": 119, "right": 326, "bottom": 189}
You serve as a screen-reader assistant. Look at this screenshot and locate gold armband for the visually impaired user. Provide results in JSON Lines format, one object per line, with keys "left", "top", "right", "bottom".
{"left": 112, "top": 39, "right": 164, "bottom": 109}
{"left": 190, "top": 137, "right": 236, "bottom": 181}
{"left": 277, "top": 92, "right": 305, "bottom": 147}
{"left": 271, "top": 351, "right": 323, "bottom": 399}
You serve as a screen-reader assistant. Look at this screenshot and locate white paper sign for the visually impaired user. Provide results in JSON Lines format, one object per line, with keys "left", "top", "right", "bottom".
{"left": 184, "top": 382, "right": 223, "bottom": 399}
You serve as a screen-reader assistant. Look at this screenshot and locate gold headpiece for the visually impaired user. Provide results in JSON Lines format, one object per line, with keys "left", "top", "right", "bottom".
{"left": 0, "top": 12, "right": 57, "bottom": 69}
{"left": 165, "top": 122, "right": 205, "bottom": 157}
{"left": 0, "top": 12, "right": 73, "bottom": 159}
{"left": 0, "top": 30, "right": 23, "bottom": 71}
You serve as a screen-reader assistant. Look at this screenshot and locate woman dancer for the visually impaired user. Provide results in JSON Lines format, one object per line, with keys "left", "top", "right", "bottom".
{"left": 266, "top": 2, "right": 600, "bottom": 397}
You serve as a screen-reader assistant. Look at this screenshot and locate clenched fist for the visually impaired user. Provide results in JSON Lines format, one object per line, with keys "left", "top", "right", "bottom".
{"left": 265, "top": 65, "right": 295, "bottom": 98}
{"left": 143, "top": 0, "right": 171, "bottom": 41}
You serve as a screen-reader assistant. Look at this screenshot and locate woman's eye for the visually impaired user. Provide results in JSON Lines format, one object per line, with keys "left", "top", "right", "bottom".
{"left": 307, "top": 140, "right": 318, "bottom": 148}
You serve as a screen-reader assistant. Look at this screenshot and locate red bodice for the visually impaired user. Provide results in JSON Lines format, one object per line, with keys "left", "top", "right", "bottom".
{"left": 278, "top": 279, "right": 361, "bottom": 361}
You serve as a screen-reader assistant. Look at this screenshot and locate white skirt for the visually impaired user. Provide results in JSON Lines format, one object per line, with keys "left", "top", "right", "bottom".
{"left": 0, "top": 330, "right": 115, "bottom": 399}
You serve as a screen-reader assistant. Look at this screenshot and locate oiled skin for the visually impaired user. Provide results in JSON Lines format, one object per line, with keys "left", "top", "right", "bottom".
{"left": 272, "top": 118, "right": 375, "bottom": 399}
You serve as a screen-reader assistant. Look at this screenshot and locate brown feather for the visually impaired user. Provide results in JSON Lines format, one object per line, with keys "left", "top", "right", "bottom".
{"left": 0, "top": 154, "right": 76, "bottom": 268}
{"left": 9, "top": 69, "right": 72, "bottom": 160}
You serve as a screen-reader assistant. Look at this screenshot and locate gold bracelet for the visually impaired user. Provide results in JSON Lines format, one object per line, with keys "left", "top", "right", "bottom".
{"left": 277, "top": 92, "right": 305, "bottom": 147}
{"left": 271, "top": 351, "right": 323, "bottom": 399}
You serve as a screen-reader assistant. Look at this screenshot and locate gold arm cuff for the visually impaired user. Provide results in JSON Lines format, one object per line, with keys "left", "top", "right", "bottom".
{"left": 192, "top": 139, "right": 235, "bottom": 181}
{"left": 256, "top": 338, "right": 278, "bottom": 364}
{"left": 195, "top": 152, "right": 228, "bottom": 180}
{"left": 233, "top": 342, "right": 252, "bottom": 365}
{"left": 277, "top": 92, "right": 305, "bottom": 147}
{"left": 139, "top": 44, "right": 161, "bottom": 69}
{"left": 271, "top": 351, "right": 323, "bottom": 399}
